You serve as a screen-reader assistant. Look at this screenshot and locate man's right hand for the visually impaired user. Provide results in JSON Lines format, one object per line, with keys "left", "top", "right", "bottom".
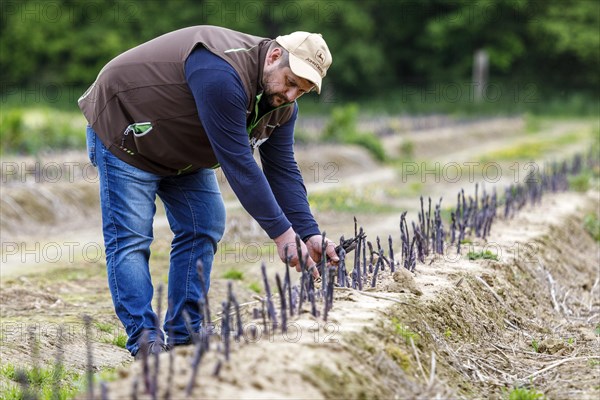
{"left": 274, "top": 227, "right": 319, "bottom": 277}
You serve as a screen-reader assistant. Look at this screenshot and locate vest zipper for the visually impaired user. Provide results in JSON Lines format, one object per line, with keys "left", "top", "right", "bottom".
{"left": 214, "top": 94, "right": 292, "bottom": 170}
{"left": 247, "top": 92, "right": 292, "bottom": 136}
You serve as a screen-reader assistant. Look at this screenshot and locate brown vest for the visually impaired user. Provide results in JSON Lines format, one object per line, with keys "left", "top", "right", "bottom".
{"left": 78, "top": 26, "right": 295, "bottom": 175}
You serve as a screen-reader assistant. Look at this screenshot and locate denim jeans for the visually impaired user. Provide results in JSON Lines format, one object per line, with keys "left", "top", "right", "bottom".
{"left": 86, "top": 126, "right": 226, "bottom": 355}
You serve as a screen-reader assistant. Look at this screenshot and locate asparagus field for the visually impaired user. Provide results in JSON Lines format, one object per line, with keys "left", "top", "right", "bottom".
{"left": 1, "top": 117, "right": 598, "bottom": 399}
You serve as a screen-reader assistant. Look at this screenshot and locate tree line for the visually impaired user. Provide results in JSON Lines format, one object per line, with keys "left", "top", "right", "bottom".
{"left": 1, "top": 0, "right": 598, "bottom": 104}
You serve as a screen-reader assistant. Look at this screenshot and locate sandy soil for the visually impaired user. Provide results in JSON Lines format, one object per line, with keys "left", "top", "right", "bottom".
{"left": 88, "top": 191, "right": 600, "bottom": 399}
{"left": 1, "top": 116, "right": 598, "bottom": 398}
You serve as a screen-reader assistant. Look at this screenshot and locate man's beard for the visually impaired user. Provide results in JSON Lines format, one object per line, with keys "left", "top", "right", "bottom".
{"left": 265, "top": 93, "right": 288, "bottom": 107}
{"left": 263, "top": 69, "right": 289, "bottom": 107}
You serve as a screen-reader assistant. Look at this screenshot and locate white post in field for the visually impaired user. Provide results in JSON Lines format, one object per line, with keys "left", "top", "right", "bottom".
{"left": 473, "top": 49, "right": 489, "bottom": 103}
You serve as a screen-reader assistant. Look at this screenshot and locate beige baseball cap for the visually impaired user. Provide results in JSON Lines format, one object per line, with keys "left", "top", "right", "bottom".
{"left": 275, "top": 32, "right": 332, "bottom": 94}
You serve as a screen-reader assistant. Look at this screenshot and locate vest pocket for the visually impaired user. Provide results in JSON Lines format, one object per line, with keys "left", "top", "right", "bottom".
{"left": 127, "top": 120, "right": 193, "bottom": 172}
{"left": 117, "top": 122, "right": 154, "bottom": 157}
{"left": 128, "top": 121, "right": 158, "bottom": 157}
{"left": 124, "top": 122, "right": 153, "bottom": 137}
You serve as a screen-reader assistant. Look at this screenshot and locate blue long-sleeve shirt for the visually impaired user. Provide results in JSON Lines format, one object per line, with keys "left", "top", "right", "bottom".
{"left": 185, "top": 47, "right": 320, "bottom": 240}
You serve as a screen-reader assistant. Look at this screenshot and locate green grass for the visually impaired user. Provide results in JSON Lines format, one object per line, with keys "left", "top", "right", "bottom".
{"left": 524, "top": 113, "right": 543, "bottom": 134}
{"left": 111, "top": 334, "right": 127, "bottom": 349}
{"left": 398, "top": 139, "right": 415, "bottom": 159}
{"left": 308, "top": 187, "right": 397, "bottom": 214}
{"left": 222, "top": 269, "right": 244, "bottom": 280}
{"left": 36, "top": 264, "right": 106, "bottom": 284}
{"left": 467, "top": 250, "right": 499, "bottom": 261}
{"left": 391, "top": 317, "right": 420, "bottom": 345}
{"left": 481, "top": 141, "right": 545, "bottom": 161}
{"left": 0, "top": 362, "right": 81, "bottom": 400}
{"left": 0, "top": 360, "right": 122, "bottom": 399}
{"left": 94, "top": 322, "right": 113, "bottom": 334}
{"left": 321, "top": 104, "right": 387, "bottom": 162}
{"left": 100, "top": 332, "right": 128, "bottom": 349}
{"left": 408, "top": 182, "right": 423, "bottom": 193}
{"left": 505, "top": 386, "right": 545, "bottom": 400}
{"left": 357, "top": 89, "right": 600, "bottom": 117}
{"left": 384, "top": 344, "right": 411, "bottom": 371}
{"left": 0, "top": 108, "right": 86, "bottom": 155}
{"left": 3, "top": 100, "right": 596, "bottom": 159}
{"left": 479, "top": 131, "right": 588, "bottom": 162}
{"left": 531, "top": 339, "right": 540, "bottom": 353}
{"left": 248, "top": 282, "right": 262, "bottom": 294}
{"left": 568, "top": 173, "right": 592, "bottom": 192}
{"left": 96, "top": 321, "right": 127, "bottom": 349}
{"left": 344, "top": 132, "right": 387, "bottom": 162}
{"left": 5, "top": 83, "right": 598, "bottom": 118}
{"left": 583, "top": 214, "right": 600, "bottom": 242}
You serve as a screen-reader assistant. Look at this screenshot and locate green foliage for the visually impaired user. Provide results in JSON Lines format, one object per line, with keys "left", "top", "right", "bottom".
{"left": 322, "top": 104, "right": 386, "bottom": 161}
{"left": 481, "top": 143, "right": 545, "bottom": 162}
{"left": 583, "top": 214, "right": 600, "bottom": 242}
{"left": 531, "top": 339, "right": 540, "bottom": 353}
{"left": 1, "top": 1, "right": 599, "bottom": 106}
{"left": 0, "top": 109, "right": 25, "bottom": 153}
{"left": 467, "top": 250, "right": 499, "bottom": 261}
{"left": 308, "top": 187, "right": 395, "bottom": 214}
{"left": 0, "top": 0, "right": 600, "bottom": 119}
{"left": 0, "top": 0, "right": 598, "bottom": 116}
{"left": 344, "top": 132, "right": 387, "bottom": 162}
{"left": 111, "top": 334, "right": 128, "bottom": 349}
{"left": 505, "top": 386, "right": 545, "bottom": 400}
{"left": 96, "top": 321, "right": 127, "bottom": 348}
{"left": 480, "top": 131, "right": 588, "bottom": 162}
{"left": 384, "top": 345, "right": 411, "bottom": 371}
{"left": 524, "top": 114, "right": 542, "bottom": 134}
{"left": 248, "top": 282, "right": 262, "bottom": 294}
{"left": 223, "top": 269, "right": 244, "bottom": 280}
{"left": 322, "top": 103, "right": 359, "bottom": 141}
{"left": 0, "top": 362, "right": 81, "bottom": 400}
{"left": 399, "top": 140, "right": 415, "bottom": 159}
{"left": 0, "top": 108, "right": 86, "bottom": 154}
{"left": 568, "top": 173, "right": 591, "bottom": 193}
{"left": 95, "top": 322, "right": 113, "bottom": 334}
{"left": 0, "top": 0, "right": 213, "bottom": 89}
{"left": 529, "top": 1, "right": 600, "bottom": 89}
{"left": 444, "top": 327, "right": 452, "bottom": 339}
{"left": 391, "top": 317, "right": 420, "bottom": 345}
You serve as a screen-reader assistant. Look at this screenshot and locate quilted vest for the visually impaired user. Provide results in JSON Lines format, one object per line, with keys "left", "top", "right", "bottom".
{"left": 78, "top": 25, "right": 295, "bottom": 175}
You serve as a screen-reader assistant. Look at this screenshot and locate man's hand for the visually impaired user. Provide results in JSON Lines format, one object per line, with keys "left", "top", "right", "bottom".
{"left": 304, "top": 235, "right": 340, "bottom": 267}
{"left": 274, "top": 227, "right": 319, "bottom": 277}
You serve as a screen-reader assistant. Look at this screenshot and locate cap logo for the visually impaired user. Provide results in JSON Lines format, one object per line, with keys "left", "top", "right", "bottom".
{"left": 315, "top": 50, "right": 325, "bottom": 65}
{"left": 304, "top": 57, "right": 324, "bottom": 74}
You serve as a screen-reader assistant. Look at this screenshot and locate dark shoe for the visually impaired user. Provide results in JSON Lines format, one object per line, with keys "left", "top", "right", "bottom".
{"left": 170, "top": 339, "right": 192, "bottom": 348}
{"left": 169, "top": 331, "right": 204, "bottom": 348}
{"left": 134, "top": 341, "right": 170, "bottom": 360}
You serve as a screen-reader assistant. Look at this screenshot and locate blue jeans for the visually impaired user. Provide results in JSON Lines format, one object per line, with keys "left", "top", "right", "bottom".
{"left": 86, "top": 126, "right": 226, "bottom": 355}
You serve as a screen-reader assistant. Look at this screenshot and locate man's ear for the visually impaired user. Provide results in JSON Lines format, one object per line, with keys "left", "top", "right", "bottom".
{"left": 266, "top": 47, "right": 282, "bottom": 66}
